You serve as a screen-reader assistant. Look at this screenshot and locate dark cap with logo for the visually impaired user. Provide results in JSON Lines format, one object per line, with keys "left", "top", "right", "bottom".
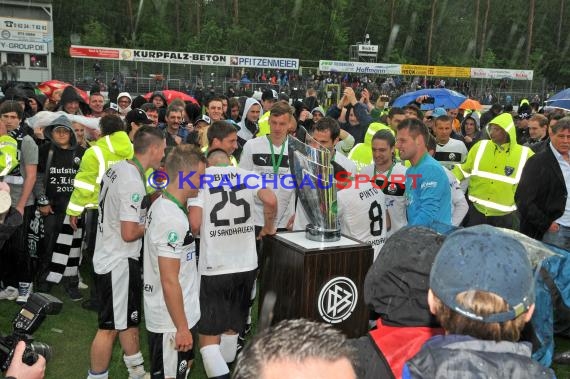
{"left": 103, "top": 102, "right": 119, "bottom": 113}
{"left": 430, "top": 225, "right": 535, "bottom": 323}
{"left": 126, "top": 108, "right": 153, "bottom": 125}
{"left": 262, "top": 89, "right": 278, "bottom": 102}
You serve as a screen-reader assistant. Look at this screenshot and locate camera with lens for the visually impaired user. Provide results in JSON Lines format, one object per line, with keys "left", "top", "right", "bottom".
{"left": 0, "top": 292, "right": 62, "bottom": 371}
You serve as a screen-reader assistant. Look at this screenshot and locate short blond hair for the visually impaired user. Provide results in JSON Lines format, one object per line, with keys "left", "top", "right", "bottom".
{"left": 432, "top": 290, "right": 527, "bottom": 342}
{"left": 529, "top": 113, "right": 548, "bottom": 127}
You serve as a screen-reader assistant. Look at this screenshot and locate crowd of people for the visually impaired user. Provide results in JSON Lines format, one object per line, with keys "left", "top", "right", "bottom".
{"left": 0, "top": 78, "right": 567, "bottom": 379}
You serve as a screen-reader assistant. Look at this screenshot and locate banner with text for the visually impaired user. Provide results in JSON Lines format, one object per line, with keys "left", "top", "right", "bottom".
{"left": 319, "top": 60, "right": 532, "bottom": 81}
{"left": 0, "top": 17, "right": 49, "bottom": 43}
{"left": 69, "top": 46, "right": 120, "bottom": 60}
{"left": 470, "top": 67, "right": 534, "bottom": 81}
{"left": 0, "top": 40, "right": 47, "bottom": 54}
{"left": 319, "top": 60, "right": 401, "bottom": 75}
{"left": 400, "top": 64, "right": 471, "bottom": 78}
{"left": 69, "top": 45, "right": 299, "bottom": 70}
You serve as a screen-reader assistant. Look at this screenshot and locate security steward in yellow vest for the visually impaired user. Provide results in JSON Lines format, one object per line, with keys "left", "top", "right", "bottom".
{"left": 257, "top": 89, "right": 278, "bottom": 137}
{"left": 452, "top": 113, "right": 533, "bottom": 229}
{"left": 348, "top": 122, "right": 393, "bottom": 172}
{"left": 66, "top": 117, "right": 134, "bottom": 230}
{"left": 0, "top": 134, "right": 18, "bottom": 176}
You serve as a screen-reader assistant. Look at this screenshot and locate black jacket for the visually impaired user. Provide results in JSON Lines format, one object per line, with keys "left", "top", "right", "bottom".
{"left": 327, "top": 103, "right": 372, "bottom": 144}
{"left": 515, "top": 144, "right": 567, "bottom": 240}
{"left": 37, "top": 143, "right": 85, "bottom": 213}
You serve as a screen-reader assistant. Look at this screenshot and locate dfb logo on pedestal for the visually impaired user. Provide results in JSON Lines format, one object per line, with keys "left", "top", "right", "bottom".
{"left": 317, "top": 277, "right": 358, "bottom": 324}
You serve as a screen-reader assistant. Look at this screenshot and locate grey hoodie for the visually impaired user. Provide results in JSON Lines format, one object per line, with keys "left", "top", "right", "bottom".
{"left": 460, "top": 112, "right": 486, "bottom": 149}
{"left": 237, "top": 98, "right": 263, "bottom": 142}
{"left": 117, "top": 91, "right": 132, "bottom": 116}
{"left": 460, "top": 111, "right": 481, "bottom": 135}
{"left": 43, "top": 115, "right": 78, "bottom": 149}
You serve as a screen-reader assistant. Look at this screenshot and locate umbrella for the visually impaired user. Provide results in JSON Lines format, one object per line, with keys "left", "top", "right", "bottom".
{"left": 144, "top": 90, "right": 198, "bottom": 105}
{"left": 26, "top": 111, "right": 100, "bottom": 131}
{"left": 459, "top": 98, "right": 482, "bottom": 111}
{"left": 544, "top": 88, "right": 570, "bottom": 111}
{"left": 392, "top": 88, "right": 467, "bottom": 110}
{"left": 37, "top": 80, "right": 89, "bottom": 103}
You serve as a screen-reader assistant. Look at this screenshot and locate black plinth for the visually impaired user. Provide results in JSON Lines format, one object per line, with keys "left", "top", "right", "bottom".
{"left": 260, "top": 231, "right": 373, "bottom": 338}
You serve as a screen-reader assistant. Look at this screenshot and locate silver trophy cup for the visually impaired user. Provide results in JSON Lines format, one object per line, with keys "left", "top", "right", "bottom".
{"left": 288, "top": 135, "right": 341, "bottom": 242}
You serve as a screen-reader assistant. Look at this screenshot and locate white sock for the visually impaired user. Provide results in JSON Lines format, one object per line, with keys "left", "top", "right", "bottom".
{"left": 87, "top": 369, "right": 108, "bottom": 379}
{"left": 219, "top": 333, "right": 239, "bottom": 363}
{"left": 123, "top": 351, "right": 145, "bottom": 378}
{"left": 247, "top": 279, "right": 257, "bottom": 325}
{"left": 250, "top": 278, "right": 257, "bottom": 300}
{"left": 200, "top": 345, "right": 230, "bottom": 378}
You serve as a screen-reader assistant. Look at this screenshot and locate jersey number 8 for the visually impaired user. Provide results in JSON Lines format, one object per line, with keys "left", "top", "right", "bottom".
{"left": 368, "top": 200, "right": 383, "bottom": 236}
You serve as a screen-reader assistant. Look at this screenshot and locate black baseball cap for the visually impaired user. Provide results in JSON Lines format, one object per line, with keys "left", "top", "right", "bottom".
{"left": 126, "top": 108, "right": 153, "bottom": 124}
{"left": 262, "top": 89, "right": 278, "bottom": 102}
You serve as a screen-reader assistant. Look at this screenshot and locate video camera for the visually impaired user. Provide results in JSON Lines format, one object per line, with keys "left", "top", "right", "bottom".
{"left": 0, "top": 292, "right": 63, "bottom": 371}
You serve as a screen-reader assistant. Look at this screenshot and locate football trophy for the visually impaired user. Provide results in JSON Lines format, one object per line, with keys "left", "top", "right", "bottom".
{"left": 288, "top": 135, "right": 341, "bottom": 242}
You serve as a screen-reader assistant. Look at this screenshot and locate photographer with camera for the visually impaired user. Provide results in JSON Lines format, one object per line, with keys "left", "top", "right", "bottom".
{"left": 4, "top": 341, "right": 46, "bottom": 379}
{"left": 2, "top": 292, "right": 62, "bottom": 379}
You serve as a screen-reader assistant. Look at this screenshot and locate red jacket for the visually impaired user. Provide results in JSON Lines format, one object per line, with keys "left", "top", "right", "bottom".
{"left": 369, "top": 319, "right": 444, "bottom": 379}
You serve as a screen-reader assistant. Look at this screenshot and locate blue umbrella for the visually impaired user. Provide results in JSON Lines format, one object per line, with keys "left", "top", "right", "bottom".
{"left": 545, "top": 88, "right": 570, "bottom": 111}
{"left": 392, "top": 88, "right": 467, "bottom": 109}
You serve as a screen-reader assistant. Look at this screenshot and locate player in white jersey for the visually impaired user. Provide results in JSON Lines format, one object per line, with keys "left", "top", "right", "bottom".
{"left": 338, "top": 178, "right": 388, "bottom": 260}
{"left": 427, "top": 133, "right": 469, "bottom": 226}
{"left": 433, "top": 115, "right": 468, "bottom": 170}
{"left": 206, "top": 120, "right": 239, "bottom": 164}
{"left": 360, "top": 130, "right": 407, "bottom": 237}
{"left": 88, "top": 127, "right": 165, "bottom": 379}
{"left": 144, "top": 145, "right": 206, "bottom": 379}
{"left": 237, "top": 103, "right": 294, "bottom": 350}
{"left": 189, "top": 149, "right": 277, "bottom": 379}
{"left": 292, "top": 117, "right": 357, "bottom": 231}
{"left": 238, "top": 100, "right": 295, "bottom": 234}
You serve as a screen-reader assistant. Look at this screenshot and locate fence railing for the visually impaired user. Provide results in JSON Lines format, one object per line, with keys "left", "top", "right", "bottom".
{"left": 48, "top": 55, "right": 564, "bottom": 106}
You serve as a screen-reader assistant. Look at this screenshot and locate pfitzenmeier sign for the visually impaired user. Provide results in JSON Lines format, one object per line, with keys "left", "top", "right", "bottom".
{"left": 69, "top": 45, "right": 299, "bottom": 70}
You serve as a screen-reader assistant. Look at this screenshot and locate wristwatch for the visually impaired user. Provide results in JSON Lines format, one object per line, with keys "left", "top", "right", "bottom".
{"left": 36, "top": 195, "right": 49, "bottom": 206}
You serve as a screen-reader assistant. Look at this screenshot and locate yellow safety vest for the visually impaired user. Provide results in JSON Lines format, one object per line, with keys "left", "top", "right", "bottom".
{"left": 453, "top": 139, "right": 533, "bottom": 215}
{"left": 364, "top": 122, "right": 394, "bottom": 145}
{"left": 348, "top": 143, "right": 373, "bottom": 173}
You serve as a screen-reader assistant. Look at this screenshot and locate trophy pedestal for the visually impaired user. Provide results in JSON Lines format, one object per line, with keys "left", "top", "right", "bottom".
{"left": 260, "top": 231, "right": 373, "bottom": 338}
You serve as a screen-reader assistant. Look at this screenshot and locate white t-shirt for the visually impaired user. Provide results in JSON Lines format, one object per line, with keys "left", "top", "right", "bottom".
{"left": 93, "top": 160, "right": 146, "bottom": 274}
{"left": 444, "top": 167, "right": 468, "bottom": 226}
{"left": 338, "top": 181, "right": 387, "bottom": 260}
{"left": 334, "top": 152, "right": 357, "bottom": 177}
{"left": 239, "top": 137, "right": 295, "bottom": 228}
{"left": 435, "top": 138, "right": 468, "bottom": 170}
{"left": 361, "top": 162, "right": 408, "bottom": 237}
{"left": 189, "top": 166, "right": 259, "bottom": 276}
{"left": 143, "top": 196, "right": 200, "bottom": 333}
